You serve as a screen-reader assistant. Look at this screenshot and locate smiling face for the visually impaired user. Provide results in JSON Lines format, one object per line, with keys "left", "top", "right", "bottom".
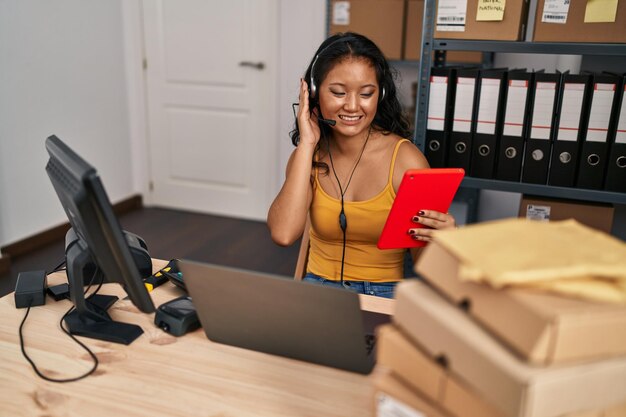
{"left": 317, "top": 56, "right": 380, "bottom": 139}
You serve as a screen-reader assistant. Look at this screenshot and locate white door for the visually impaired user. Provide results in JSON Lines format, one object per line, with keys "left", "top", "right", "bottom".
{"left": 142, "top": 0, "right": 277, "bottom": 220}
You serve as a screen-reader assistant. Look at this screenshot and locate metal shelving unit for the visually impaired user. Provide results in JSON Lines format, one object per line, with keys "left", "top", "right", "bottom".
{"left": 414, "top": 0, "right": 626, "bottom": 216}
{"left": 433, "top": 40, "right": 626, "bottom": 56}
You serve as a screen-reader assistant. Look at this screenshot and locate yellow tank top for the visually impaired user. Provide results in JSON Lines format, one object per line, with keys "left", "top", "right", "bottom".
{"left": 307, "top": 139, "right": 408, "bottom": 282}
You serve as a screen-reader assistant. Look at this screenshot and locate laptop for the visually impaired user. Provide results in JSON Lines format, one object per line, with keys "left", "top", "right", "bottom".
{"left": 178, "top": 260, "right": 376, "bottom": 374}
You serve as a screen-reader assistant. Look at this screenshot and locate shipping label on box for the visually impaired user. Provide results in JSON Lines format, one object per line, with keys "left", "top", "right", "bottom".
{"left": 436, "top": 0, "right": 468, "bottom": 32}
{"left": 519, "top": 196, "right": 614, "bottom": 233}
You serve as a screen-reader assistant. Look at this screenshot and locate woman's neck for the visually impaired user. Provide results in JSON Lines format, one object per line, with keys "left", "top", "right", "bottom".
{"left": 330, "top": 127, "right": 375, "bottom": 156}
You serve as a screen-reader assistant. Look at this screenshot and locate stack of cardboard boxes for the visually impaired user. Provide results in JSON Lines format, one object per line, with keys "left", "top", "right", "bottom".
{"left": 371, "top": 240, "right": 626, "bottom": 416}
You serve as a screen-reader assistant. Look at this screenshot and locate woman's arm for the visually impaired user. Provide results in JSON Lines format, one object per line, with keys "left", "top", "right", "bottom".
{"left": 267, "top": 80, "right": 321, "bottom": 246}
{"left": 267, "top": 146, "right": 315, "bottom": 246}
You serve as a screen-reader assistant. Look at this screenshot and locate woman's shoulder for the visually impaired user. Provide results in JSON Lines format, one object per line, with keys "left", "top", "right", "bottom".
{"left": 386, "top": 134, "right": 429, "bottom": 170}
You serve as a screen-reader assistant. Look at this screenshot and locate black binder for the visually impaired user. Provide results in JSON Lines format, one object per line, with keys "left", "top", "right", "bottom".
{"left": 447, "top": 69, "right": 479, "bottom": 172}
{"left": 470, "top": 69, "right": 507, "bottom": 179}
{"left": 425, "top": 67, "right": 456, "bottom": 168}
{"left": 576, "top": 73, "right": 621, "bottom": 190}
{"left": 548, "top": 73, "right": 592, "bottom": 187}
{"left": 605, "top": 75, "right": 626, "bottom": 193}
{"left": 522, "top": 72, "right": 561, "bottom": 184}
{"left": 496, "top": 70, "right": 533, "bottom": 182}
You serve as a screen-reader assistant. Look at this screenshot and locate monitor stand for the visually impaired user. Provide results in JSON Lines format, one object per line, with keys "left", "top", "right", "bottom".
{"left": 65, "top": 246, "right": 144, "bottom": 345}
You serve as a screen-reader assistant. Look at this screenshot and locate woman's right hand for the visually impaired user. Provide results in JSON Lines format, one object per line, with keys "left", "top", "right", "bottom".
{"left": 297, "top": 79, "right": 321, "bottom": 147}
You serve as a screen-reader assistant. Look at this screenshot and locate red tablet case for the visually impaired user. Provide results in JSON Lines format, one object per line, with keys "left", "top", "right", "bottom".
{"left": 377, "top": 168, "right": 465, "bottom": 249}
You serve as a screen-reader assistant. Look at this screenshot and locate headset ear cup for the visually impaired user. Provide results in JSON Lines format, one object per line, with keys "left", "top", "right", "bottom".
{"left": 310, "top": 77, "right": 316, "bottom": 99}
{"left": 380, "top": 86, "right": 386, "bottom": 102}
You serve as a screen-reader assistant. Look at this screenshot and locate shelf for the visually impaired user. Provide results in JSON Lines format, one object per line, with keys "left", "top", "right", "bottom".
{"left": 461, "top": 177, "right": 626, "bottom": 205}
{"left": 433, "top": 40, "right": 626, "bottom": 56}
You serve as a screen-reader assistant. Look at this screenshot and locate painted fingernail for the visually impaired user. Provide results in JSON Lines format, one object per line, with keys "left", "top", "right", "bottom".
{"left": 408, "top": 230, "right": 416, "bottom": 235}
{"left": 418, "top": 210, "right": 425, "bottom": 215}
{"left": 412, "top": 216, "right": 419, "bottom": 222}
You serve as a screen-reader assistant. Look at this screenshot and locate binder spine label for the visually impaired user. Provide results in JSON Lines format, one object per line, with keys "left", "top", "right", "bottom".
{"left": 453, "top": 77, "right": 475, "bottom": 133}
{"left": 531, "top": 82, "right": 557, "bottom": 140}
{"left": 503, "top": 80, "right": 528, "bottom": 137}
{"left": 587, "top": 83, "right": 616, "bottom": 143}
{"left": 557, "top": 83, "right": 585, "bottom": 142}
{"left": 617, "top": 86, "right": 626, "bottom": 144}
{"left": 476, "top": 78, "right": 501, "bottom": 135}
{"left": 428, "top": 76, "right": 448, "bottom": 131}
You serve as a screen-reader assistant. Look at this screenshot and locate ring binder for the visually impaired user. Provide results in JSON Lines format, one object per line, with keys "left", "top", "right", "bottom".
{"left": 576, "top": 74, "right": 621, "bottom": 190}
{"left": 425, "top": 67, "right": 457, "bottom": 168}
{"left": 496, "top": 71, "right": 533, "bottom": 182}
{"left": 470, "top": 69, "right": 507, "bottom": 179}
{"left": 548, "top": 74, "right": 592, "bottom": 187}
{"left": 447, "top": 69, "right": 479, "bottom": 172}
{"left": 522, "top": 72, "right": 561, "bottom": 184}
{"left": 605, "top": 76, "right": 626, "bottom": 193}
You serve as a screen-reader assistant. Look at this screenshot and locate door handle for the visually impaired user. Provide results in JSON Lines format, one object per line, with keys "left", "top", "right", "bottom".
{"left": 238, "top": 61, "right": 265, "bottom": 70}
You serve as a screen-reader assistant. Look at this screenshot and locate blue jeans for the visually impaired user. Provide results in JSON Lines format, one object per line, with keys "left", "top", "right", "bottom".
{"left": 303, "top": 273, "right": 397, "bottom": 299}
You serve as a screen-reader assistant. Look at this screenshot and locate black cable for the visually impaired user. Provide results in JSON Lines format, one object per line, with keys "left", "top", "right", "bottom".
{"left": 47, "top": 258, "right": 67, "bottom": 275}
{"left": 18, "top": 267, "right": 101, "bottom": 383}
{"left": 19, "top": 303, "right": 99, "bottom": 383}
{"left": 327, "top": 126, "right": 372, "bottom": 287}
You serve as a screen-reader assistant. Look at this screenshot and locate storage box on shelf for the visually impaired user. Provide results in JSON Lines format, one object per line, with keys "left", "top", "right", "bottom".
{"left": 533, "top": 0, "right": 626, "bottom": 43}
{"left": 329, "top": 0, "right": 405, "bottom": 60}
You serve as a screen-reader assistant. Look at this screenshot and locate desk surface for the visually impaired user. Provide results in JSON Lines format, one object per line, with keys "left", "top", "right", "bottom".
{"left": 0, "top": 261, "right": 390, "bottom": 417}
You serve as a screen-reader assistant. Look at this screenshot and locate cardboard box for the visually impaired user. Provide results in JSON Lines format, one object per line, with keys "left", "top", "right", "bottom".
{"left": 330, "top": 0, "right": 404, "bottom": 60}
{"left": 533, "top": 0, "right": 626, "bottom": 43}
{"left": 415, "top": 240, "right": 626, "bottom": 365}
{"left": 393, "top": 280, "right": 626, "bottom": 417}
{"left": 434, "top": 0, "right": 529, "bottom": 41}
{"left": 377, "top": 324, "right": 505, "bottom": 417}
{"left": 519, "top": 196, "right": 614, "bottom": 234}
{"left": 405, "top": 0, "right": 483, "bottom": 63}
{"left": 371, "top": 367, "right": 450, "bottom": 417}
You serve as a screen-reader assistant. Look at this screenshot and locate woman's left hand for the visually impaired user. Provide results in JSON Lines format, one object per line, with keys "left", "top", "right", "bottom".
{"left": 407, "top": 210, "right": 456, "bottom": 242}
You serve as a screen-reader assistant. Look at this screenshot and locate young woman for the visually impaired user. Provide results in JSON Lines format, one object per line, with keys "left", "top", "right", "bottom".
{"left": 267, "top": 32, "right": 456, "bottom": 298}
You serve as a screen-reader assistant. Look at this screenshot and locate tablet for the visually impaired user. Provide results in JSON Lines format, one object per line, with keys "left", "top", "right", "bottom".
{"left": 377, "top": 168, "right": 465, "bottom": 250}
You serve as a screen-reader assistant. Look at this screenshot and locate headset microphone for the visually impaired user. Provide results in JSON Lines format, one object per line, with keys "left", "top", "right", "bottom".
{"left": 318, "top": 117, "right": 336, "bottom": 126}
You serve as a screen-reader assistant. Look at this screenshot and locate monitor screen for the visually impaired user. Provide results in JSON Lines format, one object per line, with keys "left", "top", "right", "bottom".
{"left": 45, "top": 135, "right": 154, "bottom": 344}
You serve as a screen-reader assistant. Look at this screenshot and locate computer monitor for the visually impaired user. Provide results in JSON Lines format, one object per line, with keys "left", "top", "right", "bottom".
{"left": 45, "top": 135, "right": 154, "bottom": 344}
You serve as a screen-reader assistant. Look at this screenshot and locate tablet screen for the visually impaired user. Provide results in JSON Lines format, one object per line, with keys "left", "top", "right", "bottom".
{"left": 377, "top": 168, "right": 465, "bottom": 249}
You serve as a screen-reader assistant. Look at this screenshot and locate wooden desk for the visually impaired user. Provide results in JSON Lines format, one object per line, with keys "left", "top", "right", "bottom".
{"left": 0, "top": 263, "right": 386, "bottom": 417}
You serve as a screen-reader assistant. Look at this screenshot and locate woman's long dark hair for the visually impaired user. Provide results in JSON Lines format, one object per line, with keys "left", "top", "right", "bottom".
{"left": 290, "top": 32, "right": 412, "bottom": 151}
